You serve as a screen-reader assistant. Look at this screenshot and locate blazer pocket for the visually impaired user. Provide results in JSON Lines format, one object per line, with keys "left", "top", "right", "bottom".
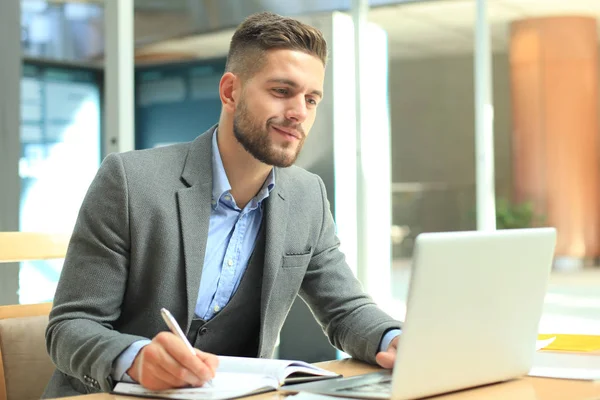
{"left": 282, "top": 248, "right": 312, "bottom": 268}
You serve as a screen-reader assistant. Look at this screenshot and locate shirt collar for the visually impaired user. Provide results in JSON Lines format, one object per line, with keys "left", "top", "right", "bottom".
{"left": 211, "top": 129, "right": 275, "bottom": 210}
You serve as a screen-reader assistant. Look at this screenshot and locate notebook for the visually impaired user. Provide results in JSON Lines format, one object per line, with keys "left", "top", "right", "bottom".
{"left": 112, "top": 355, "right": 340, "bottom": 400}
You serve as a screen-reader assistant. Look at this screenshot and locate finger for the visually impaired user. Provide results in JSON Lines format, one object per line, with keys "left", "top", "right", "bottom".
{"left": 137, "top": 348, "right": 188, "bottom": 390}
{"left": 153, "top": 357, "right": 204, "bottom": 387}
{"left": 157, "top": 332, "right": 214, "bottom": 382}
{"left": 375, "top": 351, "right": 396, "bottom": 369}
{"left": 139, "top": 369, "right": 179, "bottom": 391}
{"left": 195, "top": 349, "right": 219, "bottom": 377}
{"left": 143, "top": 340, "right": 204, "bottom": 387}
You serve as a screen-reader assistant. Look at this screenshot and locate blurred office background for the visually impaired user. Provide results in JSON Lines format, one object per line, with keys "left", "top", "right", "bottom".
{"left": 2, "top": 0, "right": 600, "bottom": 361}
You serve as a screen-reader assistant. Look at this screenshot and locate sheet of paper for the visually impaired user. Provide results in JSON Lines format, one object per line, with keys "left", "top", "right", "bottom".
{"left": 529, "top": 352, "right": 600, "bottom": 381}
{"left": 529, "top": 366, "right": 600, "bottom": 381}
{"left": 536, "top": 336, "right": 556, "bottom": 351}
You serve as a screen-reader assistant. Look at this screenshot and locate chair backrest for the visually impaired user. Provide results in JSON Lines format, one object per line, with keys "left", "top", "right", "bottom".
{"left": 0, "top": 232, "right": 70, "bottom": 400}
{"left": 0, "top": 304, "right": 54, "bottom": 400}
{"left": 0, "top": 232, "right": 70, "bottom": 263}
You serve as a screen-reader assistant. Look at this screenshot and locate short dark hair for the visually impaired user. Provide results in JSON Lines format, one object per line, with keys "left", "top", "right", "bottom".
{"left": 225, "top": 12, "right": 328, "bottom": 78}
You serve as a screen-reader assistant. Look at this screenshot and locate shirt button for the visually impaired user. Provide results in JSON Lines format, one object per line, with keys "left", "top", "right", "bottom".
{"left": 227, "top": 259, "right": 233, "bottom": 266}
{"left": 224, "top": 195, "right": 231, "bottom": 201}
{"left": 214, "top": 305, "right": 220, "bottom": 312}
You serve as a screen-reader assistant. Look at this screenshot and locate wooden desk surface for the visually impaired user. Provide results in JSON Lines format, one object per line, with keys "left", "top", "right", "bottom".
{"left": 52, "top": 358, "right": 600, "bottom": 400}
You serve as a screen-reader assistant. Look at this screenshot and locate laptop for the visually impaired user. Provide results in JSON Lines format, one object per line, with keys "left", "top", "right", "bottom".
{"left": 283, "top": 228, "right": 557, "bottom": 400}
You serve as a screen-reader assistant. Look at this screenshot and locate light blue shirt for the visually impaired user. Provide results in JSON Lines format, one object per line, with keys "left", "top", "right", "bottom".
{"left": 195, "top": 131, "right": 274, "bottom": 319}
{"left": 112, "top": 130, "right": 399, "bottom": 381}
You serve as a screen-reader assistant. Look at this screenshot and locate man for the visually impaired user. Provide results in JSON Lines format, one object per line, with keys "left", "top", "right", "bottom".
{"left": 43, "top": 11, "right": 401, "bottom": 398}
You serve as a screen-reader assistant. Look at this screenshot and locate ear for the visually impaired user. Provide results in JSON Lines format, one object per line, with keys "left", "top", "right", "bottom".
{"left": 219, "top": 72, "right": 239, "bottom": 113}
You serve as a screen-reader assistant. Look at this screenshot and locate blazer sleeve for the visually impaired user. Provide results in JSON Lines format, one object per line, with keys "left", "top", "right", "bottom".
{"left": 45, "top": 153, "right": 148, "bottom": 392}
{"left": 298, "top": 175, "right": 402, "bottom": 364}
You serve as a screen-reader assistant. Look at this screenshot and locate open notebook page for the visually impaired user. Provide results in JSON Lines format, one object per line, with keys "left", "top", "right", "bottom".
{"left": 217, "top": 356, "right": 338, "bottom": 385}
{"left": 113, "top": 372, "right": 278, "bottom": 400}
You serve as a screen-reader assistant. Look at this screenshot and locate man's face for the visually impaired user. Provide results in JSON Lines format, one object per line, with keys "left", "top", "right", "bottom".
{"left": 233, "top": 49, "right": 325, "bottom": 167}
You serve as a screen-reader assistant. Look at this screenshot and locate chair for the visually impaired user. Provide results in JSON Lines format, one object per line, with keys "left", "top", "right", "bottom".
{"left": 0, "top": 303, "right": 55, "bottom": 400}
{"left": 0, "top": 232, "right": 70, "bottom": 263}
{"left": 0, "top": 232, "right": 70, "bottom": 400}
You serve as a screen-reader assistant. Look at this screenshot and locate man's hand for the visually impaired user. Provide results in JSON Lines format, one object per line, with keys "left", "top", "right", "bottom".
{"left": 127, "top": 332, "right": 219, "bottom": 390}
{"left": 375, "top": 336, "right": 398, "bottom": 369}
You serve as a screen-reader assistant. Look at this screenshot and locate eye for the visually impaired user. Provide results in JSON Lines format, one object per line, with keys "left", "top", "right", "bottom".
{"left": 272, "top": 88, "right": 288, "bottom": 95}
{"left": 307, "top": 98, "right": 317, "bottom": 106}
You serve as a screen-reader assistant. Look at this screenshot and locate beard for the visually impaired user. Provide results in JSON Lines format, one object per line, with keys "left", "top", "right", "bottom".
{"left": 233, "top": 98, "right": 305, "bottom": 168}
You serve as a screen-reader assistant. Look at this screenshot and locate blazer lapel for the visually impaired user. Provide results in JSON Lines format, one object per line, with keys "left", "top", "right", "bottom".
{"left": 261, "top": 170, "right": 289, "bottom": 340}
{"left": 177, "top": 126, "right": 216, "bottom": 329}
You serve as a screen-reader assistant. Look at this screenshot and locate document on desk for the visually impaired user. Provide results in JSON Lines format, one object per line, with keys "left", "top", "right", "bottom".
{"left": 112, "top": 356, "right": 340, "bottom": 400}
{"left": 537, "top": 334, "right": 600, "bottom": 352}
{"left": 529, "top": 352, "right": 600, "bottom": 381}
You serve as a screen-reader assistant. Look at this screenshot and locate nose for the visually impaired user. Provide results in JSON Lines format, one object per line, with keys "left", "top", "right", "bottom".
{"left": 284, "top": 95, "right": 308, "bottom": 124}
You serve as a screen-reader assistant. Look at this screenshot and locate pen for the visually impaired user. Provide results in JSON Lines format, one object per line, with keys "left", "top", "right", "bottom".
{"left": 160, "top": 307, "right": 214, "bottom": 387}
{"left": 160, "top": 308, "right": 196, "bottom": 355}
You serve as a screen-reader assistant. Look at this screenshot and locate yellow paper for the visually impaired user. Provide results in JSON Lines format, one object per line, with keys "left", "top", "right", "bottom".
{"left": 537, "top": 334, "right": 600, "bottom": 352}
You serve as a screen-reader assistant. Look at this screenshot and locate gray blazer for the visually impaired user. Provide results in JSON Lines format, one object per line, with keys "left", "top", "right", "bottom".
{"left": 43, "top": 126, "right": 401, "bottom": 397}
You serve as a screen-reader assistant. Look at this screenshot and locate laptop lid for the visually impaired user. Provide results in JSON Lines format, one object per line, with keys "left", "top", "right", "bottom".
{"left": 390, "top": 227, "right": 556, "bottom": 399}
{"left": 282, "top": 228, "right": 556, "bottom": 400}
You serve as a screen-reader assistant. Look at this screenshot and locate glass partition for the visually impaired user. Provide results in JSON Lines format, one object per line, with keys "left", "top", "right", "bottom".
{"left": 19, "top": 62, "right": 102, "bottom": 303}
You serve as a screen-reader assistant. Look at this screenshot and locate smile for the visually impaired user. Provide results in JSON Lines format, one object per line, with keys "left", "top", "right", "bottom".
{"left": 272, "top": 126, "right": 301, "bottom": 141}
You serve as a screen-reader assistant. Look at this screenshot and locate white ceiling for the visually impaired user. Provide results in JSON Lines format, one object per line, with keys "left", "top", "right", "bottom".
{"left": 136, "top": 28, "right": 235, "bottom": 62}
{"left": 135, "top": 0, "right": 600, "bottom": 61}
{"left": 373, "top": 0, "right": 600, "bottom": 58}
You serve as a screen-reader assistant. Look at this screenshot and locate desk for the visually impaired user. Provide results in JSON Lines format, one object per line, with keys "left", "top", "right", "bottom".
{"left": 52, "top": 358, "right": 600, "bottom": 400}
